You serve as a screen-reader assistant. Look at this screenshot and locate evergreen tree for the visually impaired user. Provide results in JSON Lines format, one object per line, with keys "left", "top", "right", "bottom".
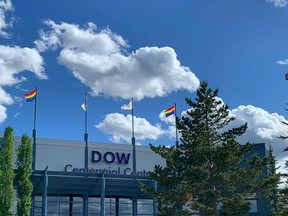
{"left": 143, "top": 81, "right": 276, "bottom": 215}
{"left": 263, "top": 145, "right": 281, "bottom": 215}
{"left": 16, "top": 134, "right": 33, "bottom": 216}
{"left": 277, "top": 184, "right": 288, "bottom": 216}
{"left": 0, "top": 127, "right": 14, "bottom": 216}
{"left": 276, "top": 115, "right": 288, "bottom": 215}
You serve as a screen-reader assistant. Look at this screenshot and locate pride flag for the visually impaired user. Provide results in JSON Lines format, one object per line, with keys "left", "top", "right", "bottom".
{"left": 25, "top": 89, "right": 37, "bottom": 102}
{"left": 164, "top": 105, "right": 175, "bottom": 117}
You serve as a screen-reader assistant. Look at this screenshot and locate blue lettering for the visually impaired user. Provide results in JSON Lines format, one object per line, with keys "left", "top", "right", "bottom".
{"left": 91, "top": 151, "right": 131, "bottom": 164}
{"left": 124, "top": 168, "right": 131, "bottom": 175}
{"left": 65, "top": 164, "right": 72, "bottom": 172}
{"left": 116, "top": 152, "right": 130, "bottom": 164}
{"left": 104, "top": 151, "right": 115, "bottom": 163}
{"left": 92, "top": 151, "right": 102, "bottom": 162}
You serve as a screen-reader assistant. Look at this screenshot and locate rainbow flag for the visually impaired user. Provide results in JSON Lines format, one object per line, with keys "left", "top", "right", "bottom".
{"left": 25, "top": 89, "right": 37, "bottom": 102}
{"left": 164, "top": 105, "right": 175, "bottom": 117}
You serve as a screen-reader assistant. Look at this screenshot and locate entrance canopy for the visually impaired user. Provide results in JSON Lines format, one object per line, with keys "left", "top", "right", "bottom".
{"left": 32, "top": 170, "right": 154, "bottom": 198}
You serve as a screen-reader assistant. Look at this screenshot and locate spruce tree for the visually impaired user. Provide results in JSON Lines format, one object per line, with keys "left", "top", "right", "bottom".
{"left": 277, "top": 184, "right": 288, "bottom": 216}
{"left": 276, "top": 115, "right": 288, "bottom": 215}
{"left": 143, "top": 81, "right": 275, "bottom": 215}
{"left": 16, "top": 134, "right": 33, "bottom": 216}
{"left": 0, "top": 127, "right": 14, "bottom": 216}
{"left": 264, "top": 145, "right": 281, "bottom": 215}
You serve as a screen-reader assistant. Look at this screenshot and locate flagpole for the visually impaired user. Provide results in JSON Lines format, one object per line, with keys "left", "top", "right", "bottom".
{"left": 32, "top": 87, "right": 37, "bottom": 170}
{"left": 175, "top": 103, "right": 179, "bottom": 147}
{"left": 131, "top": 98, "right": 135, "bottom": 138}
{"left": 131, "top": 98, "right": 136, "bottom": 172}
{"left": 84, "top": 93, "right": 88, "bottom": 169}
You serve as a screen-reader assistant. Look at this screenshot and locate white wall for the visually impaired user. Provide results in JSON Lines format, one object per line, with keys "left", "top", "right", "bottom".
{"left": 33, "top": 138, "right": 166, "bottom": 175}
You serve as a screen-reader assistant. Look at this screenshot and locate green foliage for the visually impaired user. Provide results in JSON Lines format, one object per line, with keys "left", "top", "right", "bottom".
{"left": 143, "top": 81, "right": 277, "bottom": 215}
{"left": 277, "top": 184, "right": 288, "bottom": 216}
{"left": 0, "top": 127, "right": 14, "bottom": 216}
{"left": 16, "top": 134, "right": 33, "bottom": 216}
{"left": 261, "top": 145, "right": 281, "bottom": 215}
{"left": 277, "top": 118, "right": 288, "bottom": 215}
{"left": 219, "top": 195, "right": 250, "bottom": 216}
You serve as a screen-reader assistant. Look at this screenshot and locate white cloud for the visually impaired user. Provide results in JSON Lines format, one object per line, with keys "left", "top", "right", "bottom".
{"left": 229, "top": 105, "right": 288, "bottom": 165}
{"left": 95, "top": 113, "right": 165, "bottom": 143}
{"left": 0, "top": 105, "right": 7, "bottom": 123}
{"left": 158, "top": 101, "right": 288, "bottom": 170}
{"left": 277, "top": 59, "right": 288, "bottom": 65}
{"left": 0, "top": 87, "right": 12, "bottom": 122}
{"left": 0, "top": 45, "right": 47, "bottom": 123}
{"left": 35, "top": 20, "right": 200, "bottom": 100}
{"left": 266, "top": 0, "right": 288, "bottom": 7}
{"left": 166, "top": 125, "right": 178, "bottom": 140}
{"left": 95, "top": 101, "right": 288, "bottom": 173}
{"left": 231, "top": 105, "right": 287, "bottom": 141}
{"left": 0, "top": 0, "right": 13, "bottom": 38}
{"left": 0, "top": 45, "right": 47, "bottom": 86}
{"left": 0, "top": 87, "right": 13, "bottom": 105}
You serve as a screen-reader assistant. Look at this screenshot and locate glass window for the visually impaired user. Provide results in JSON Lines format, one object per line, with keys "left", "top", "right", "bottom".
{"left": 119, "top": 198, "right": 132, "bottom": 215}
{"left": 59, "top": 201, "right": 69, "bottom": 213}
{"left": 34, "top": 197, "right": 42, "bottom": 213}
{"left": 248, "top": 199, "right": 257, "bottom": 213}
{"left": 105, "top": 197, "right": 116, "bottom": 214}
{"left": 35, "top": 196, "right": 42, "bottom": 202}
{"left": 73, "top": 197, "right": 83, "bottom": 214}
{"left": 138, "top": 199, "right": 153, "bottom": 215}
{"left": 47, "top": 201, "right": 59, "bottom": 213}
{"left": 89, "top": 197, "right": 100, "bottom": 214}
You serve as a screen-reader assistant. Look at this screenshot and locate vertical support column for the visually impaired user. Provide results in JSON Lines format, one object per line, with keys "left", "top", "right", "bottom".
{"left": 83, "top": 195, "right": 88, "bottom": 216}
{"left": 116, "top": 197, "right": 119, "bottom": 216}
{"left": 153, "top": 181, "right": 158, "bottom": 216}
{"left": 132, "top": 197, "right": 137, "bottom": 216}
{"left": 69, "top": 196, "right": 73, "bottom": 216}
{"left": 100, "top": 173, "right": 106, "bottom": 216}
{"left": 42, "top": 166, "right": 48, "bottom": 216}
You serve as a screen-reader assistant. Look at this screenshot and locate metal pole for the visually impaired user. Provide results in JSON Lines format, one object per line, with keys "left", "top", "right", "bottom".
{"left": 132, "top": 197, "right": 137, "bottom": 216}
{"left": 132, "top": 137, "right": 136, "bottom": 172}
{"left": 131, "top": 98, "right": 136, "bottom": 172}
{"left": 42, "top": 166, "right": 48, "bottom": 216}
{"left": 84, "top": 93, "right": 88, "bottom": 169}
{"left": 116, "top": 197, "right": 119, "bottom": 216}
{"left": 69, "top": 196, "right": 73, "bottom": 216}
{"left": 131, "top": 98, "right": 137, "bottom": 215}
{"left": 32, "top": 87, "right": 37, "bottom": 170}
{"left": 174, "top": 103, "right": 179, "bottom": 147}
{"left": 30, "top": 87, "right": 37, "bottom": 216}
{"left": 100, "top": 173, "right": 106, "bottom": 216}
{"left": 83, "top": 93, "right": 89, "bottom": 215}
{"left": 83, "top": 195, "right": 88, "bottom": 216}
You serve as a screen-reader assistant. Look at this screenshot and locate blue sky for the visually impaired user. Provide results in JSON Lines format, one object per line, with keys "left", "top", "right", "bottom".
{"left": 1, "top": 0, "right": 288, "bottom": 167}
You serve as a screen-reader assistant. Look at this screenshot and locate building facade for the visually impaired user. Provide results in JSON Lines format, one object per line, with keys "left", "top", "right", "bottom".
{"left": 11, "top": 137, "right": 271, "bottom": 216}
